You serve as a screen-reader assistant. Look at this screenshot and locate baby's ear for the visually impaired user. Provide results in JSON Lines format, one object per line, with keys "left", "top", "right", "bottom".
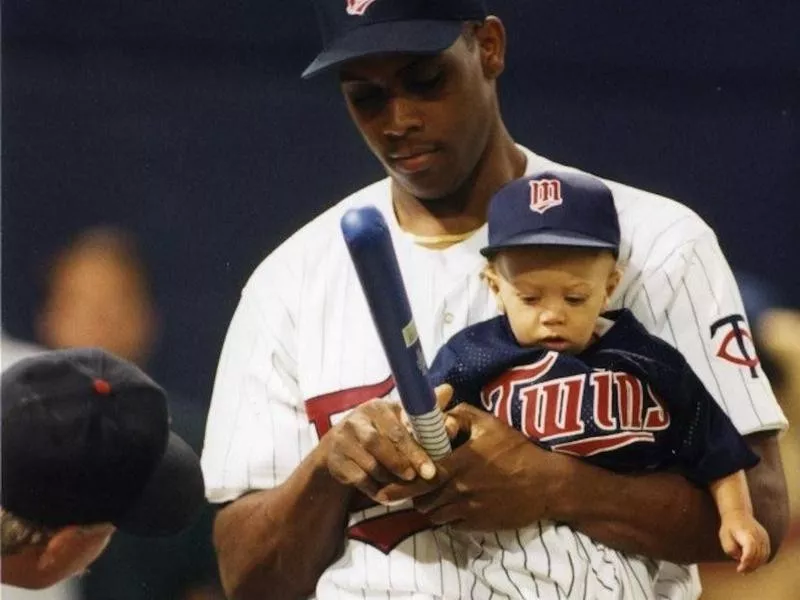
{"left": 482, "top": 263, "right": 500, "bottom": 291}
{"left": 605, "top": 265, "right": 623, "bottom": 305}
{"left": 482, "top": 263, "right": 506, "bottom": 313}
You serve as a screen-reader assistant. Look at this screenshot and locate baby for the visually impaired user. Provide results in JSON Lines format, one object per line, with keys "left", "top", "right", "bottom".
{"left": 428, "top": 169, "right": 770, "bottom": 573}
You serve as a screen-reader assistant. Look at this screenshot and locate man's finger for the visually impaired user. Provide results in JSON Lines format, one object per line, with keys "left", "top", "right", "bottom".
{"left": 434, "top": 383, "right": 455, "bottom": 411}
{"left": 387, "top": 427, "right": 437, "bottom": 480}
{"left": 357, "top": 411, "right": 420, "bottom": 481}
{"left": 376, "top": 478, "right": 439, "bottom": 504}
{"left": 328, "top": 454, "right": 382, "bottom": 499}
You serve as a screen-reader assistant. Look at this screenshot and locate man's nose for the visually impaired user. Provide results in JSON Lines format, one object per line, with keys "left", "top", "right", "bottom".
{"left": 384, "top": 97, "right": 422, "bottom": 138}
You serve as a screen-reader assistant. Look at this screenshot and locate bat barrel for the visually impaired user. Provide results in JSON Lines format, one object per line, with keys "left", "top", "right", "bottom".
{"left": 341, "top": 206, "right": 451, "bottom": 457}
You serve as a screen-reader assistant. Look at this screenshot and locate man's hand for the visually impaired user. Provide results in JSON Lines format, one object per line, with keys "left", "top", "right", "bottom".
{"left": 324, "top": 397, "right": 437, "bottom": 501}
{"left": 376, "top": 401, "right": 566, "bottom": 530}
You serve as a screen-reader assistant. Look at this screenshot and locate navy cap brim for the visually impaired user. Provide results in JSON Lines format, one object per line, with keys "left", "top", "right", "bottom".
{"left": 302, "top": 19, "right": 464, "bottom": 79}
{"left": 113, "top": 431, "right": 206, "bottom": 536}
{"left": 481, "top": 230, "right": 619, "bottom": 257}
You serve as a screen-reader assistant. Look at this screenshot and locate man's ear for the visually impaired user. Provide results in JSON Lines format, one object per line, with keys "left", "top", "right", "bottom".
{"left": 36, "top": 526, "right": 79, "bottom": 572}
{"left": 475, "top": 16, "right": 506, "bottom": 79}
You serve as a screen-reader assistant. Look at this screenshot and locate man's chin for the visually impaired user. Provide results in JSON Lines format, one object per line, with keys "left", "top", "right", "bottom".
{"left": 393, "top": 178, "right": 469, "bottom": 211}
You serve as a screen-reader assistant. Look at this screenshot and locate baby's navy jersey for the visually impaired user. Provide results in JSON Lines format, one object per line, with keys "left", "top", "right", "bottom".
{"left": 428, "top": 309, "right": 759, "bottom": 484}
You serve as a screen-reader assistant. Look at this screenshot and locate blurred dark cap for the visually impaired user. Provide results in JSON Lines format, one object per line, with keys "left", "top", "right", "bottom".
{"left": 1, "top": 348, "right": 206, "bottom": 536}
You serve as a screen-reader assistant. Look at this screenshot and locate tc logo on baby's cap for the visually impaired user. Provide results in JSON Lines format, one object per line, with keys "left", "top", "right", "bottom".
{"left": 346, "top": 0, "right": 377, "bottom": 16}
{"left": 529, "top": 179, "right": 563, "bottom": 214}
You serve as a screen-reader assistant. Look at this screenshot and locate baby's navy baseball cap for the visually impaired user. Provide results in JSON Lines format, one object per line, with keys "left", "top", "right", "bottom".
{"left": 1, "top": 348, "right": 205, "bottom": 536}
{"left": 481, "top": 170, "right": 621, "bottom": 258}
{"left": 303, "top": 0, "right": 488, "bottom": 78}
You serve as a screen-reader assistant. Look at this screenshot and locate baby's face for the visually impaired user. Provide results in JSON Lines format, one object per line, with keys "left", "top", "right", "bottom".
{"left": 488, "top": 247, "right": 620, "bottom": 354}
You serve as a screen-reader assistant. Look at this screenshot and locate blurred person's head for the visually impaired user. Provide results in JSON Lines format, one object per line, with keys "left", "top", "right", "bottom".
{"left": 1, "top": 348, "right": 205, "bottom": 589}
{"left": 736, "top": 272, "right": 800, "bottom": 415}
{"left": 37, "top": 226, "right": 158, "bottom": 366}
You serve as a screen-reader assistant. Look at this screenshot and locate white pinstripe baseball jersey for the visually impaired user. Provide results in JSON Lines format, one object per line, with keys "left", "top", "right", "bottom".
{"left": 201, "top": 146, "right": 787, "bottom": 599}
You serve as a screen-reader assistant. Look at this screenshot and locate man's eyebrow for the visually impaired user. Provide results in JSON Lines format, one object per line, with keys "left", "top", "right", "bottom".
{"left": 397, "top": 56, "right": 435, "bottom": 76}
{"left": 339, "top": 56, "right": 434, "bottom": 83}
{"left": 339, "top": 72, "right": 368, "bottom": 83}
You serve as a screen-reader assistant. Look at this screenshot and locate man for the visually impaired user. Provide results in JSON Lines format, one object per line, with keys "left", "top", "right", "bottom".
{"left": 1, "top": 333, "right": 81, "bottom": 600}
{"left": 201, "top": 1, "right": 789, "bottom": 598}
{"left": 1, "top": 348, "right": 206, "bottom": 590}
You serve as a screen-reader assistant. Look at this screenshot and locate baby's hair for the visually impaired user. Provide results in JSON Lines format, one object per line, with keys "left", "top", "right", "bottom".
{"left": 0, "top": 508, "right": 52, "bottom": 556}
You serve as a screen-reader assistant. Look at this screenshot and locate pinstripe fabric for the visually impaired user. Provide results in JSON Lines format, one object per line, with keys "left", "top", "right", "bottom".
{"left": 201, "top": 147, "right": 786, "bottom": 599}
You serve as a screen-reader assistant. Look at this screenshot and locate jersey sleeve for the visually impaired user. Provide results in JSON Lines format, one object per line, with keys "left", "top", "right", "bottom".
{"left": 201, "top": 260, "right": 309, "bottom": 504}
{"left": 428, "top": 343, "right": 476, "bottom": 408}
{"left": 623, "top": 230, "right": 787, "bottom": 435}
{"left": 668, "top": 358, "right": 760, "bottom": 485}
{"left": 428, "top": 344, "right": 456, "bottom": 388}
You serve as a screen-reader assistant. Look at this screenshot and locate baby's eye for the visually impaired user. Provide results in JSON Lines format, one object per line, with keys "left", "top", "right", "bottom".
{"left": 521, "top": 296, "right": 540, "bottom": 305}
{"left": 565, "top": 296, "right": 588, "bottom": 306}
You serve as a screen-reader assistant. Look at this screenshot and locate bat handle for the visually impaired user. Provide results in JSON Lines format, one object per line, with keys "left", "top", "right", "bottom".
{"left": 407, "top": 408, "right": 451, "bottom": 460}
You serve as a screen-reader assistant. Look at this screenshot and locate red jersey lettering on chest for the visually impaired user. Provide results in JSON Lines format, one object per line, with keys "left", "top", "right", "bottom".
{"left": 481, "top": 361, "right": 671, "bottom": 457}
{"left": 520, "top": 374, "right": 586, "bottom": 441}
{"left": 304, "top": 376, "right": 436, "bottom": 554}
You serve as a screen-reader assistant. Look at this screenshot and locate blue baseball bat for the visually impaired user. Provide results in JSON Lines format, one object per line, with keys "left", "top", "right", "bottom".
{"left": 340, "top": 205, "right": 451, "bottom": 460}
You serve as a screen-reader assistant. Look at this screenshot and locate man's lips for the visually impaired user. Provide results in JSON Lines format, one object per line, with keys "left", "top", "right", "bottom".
{"left": 387, "top": 148, "right": 439, "bottom": 174}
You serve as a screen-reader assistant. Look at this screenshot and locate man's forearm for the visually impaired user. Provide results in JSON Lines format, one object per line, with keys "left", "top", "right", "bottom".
{"left": 213, "top": 445, "right": 353, "bottom": 600}
{"left": 552, "top": 461, "right": 725, "bottom": 563}
{"left": 548, "top": 432, "right": 789, "bottom": 564}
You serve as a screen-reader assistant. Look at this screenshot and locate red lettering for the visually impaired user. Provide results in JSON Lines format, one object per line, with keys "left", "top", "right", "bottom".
{"left": 481, "top": 352, "right": 558, "bottom": 429}
{"left": 590, "top": 371, "right": 617, "bottom": 430}
{"left": 305, "top": 376, "right": 395, "bottom": 439}
{"left": 643, "top": 385, "right": 671, "bottom": 430}
{"left": 521, "top": 374, "right": 585, "bottom": 442}
{"left": 613, "top": 372, "right": 644, "bottom": 430}
{"left": 552, "top": 431, "right": 654, "bottom": 457}
{"left": 305, "top": 376, "right": 436, "bottom": 553}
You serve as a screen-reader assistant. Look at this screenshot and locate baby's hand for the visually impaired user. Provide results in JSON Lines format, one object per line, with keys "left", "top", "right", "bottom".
{"left": 719, "top": 510, "right": 771, "bottom": 573}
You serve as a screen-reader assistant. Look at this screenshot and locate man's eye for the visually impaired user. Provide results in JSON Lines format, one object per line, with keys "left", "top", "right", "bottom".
{"left": 347, "top": 88, "right": 387, "bottom": 109}
{"left": 406, "top": 72, "right": 444, "bottom": 94}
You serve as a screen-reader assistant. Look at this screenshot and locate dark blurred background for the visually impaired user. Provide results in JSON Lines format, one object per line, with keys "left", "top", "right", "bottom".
{"left": 3, "top": 0, "right": 799, "bottom": 404}
{"left": 2, "top": 2, "right": 799, "bottom": 599}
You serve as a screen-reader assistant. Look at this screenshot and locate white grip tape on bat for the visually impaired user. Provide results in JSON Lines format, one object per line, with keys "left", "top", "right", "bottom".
{"left": 408, "top": 409, "right": 451, "bottom": 460}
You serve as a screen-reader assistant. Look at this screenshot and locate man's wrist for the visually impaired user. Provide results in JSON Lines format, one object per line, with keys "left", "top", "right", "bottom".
{"left": 298, "top": 438, "right": 354, "bottom": 503}
{"left": 539, "top": 450, "right": 583, "bottom": 522}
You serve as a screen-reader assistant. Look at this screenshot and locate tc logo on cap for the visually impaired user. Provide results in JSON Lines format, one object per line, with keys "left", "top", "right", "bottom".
{"left": 529, "top": 179, "right": 563, "bottom": 214}
{"left": 347, "top": 0, "right": 377, "bottom": 16}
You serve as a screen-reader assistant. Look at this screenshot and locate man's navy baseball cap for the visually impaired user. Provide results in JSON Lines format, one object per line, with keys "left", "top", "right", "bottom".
{"left": 1, "top": 348, "right": 205, "bottom": 536}
{"left": 481, "top": 170, "right": 621, "bottom": 258}
{"left": 302, "top": 0, "right": 488, "bottom": 78}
